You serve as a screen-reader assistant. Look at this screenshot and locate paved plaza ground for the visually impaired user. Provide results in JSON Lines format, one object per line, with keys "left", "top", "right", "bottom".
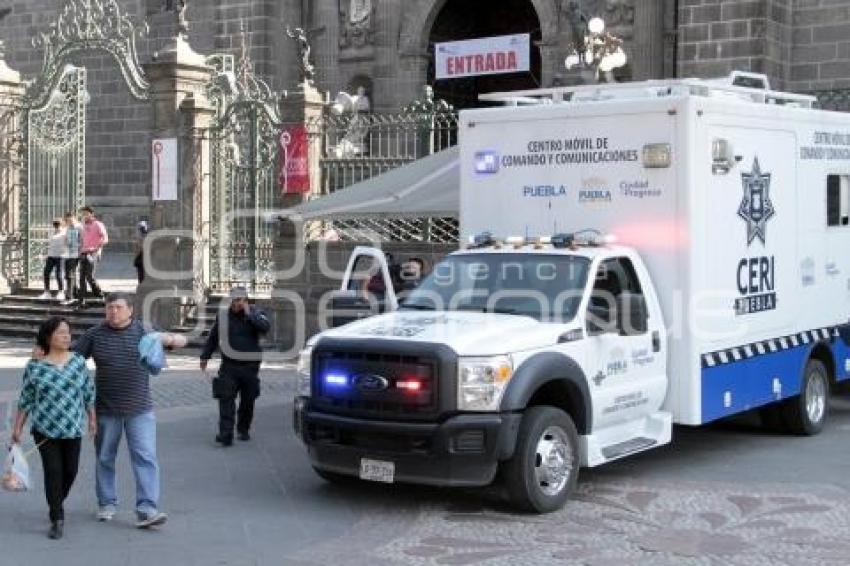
{"left": 1, "top": 338, "right": 849, "bottom": 565}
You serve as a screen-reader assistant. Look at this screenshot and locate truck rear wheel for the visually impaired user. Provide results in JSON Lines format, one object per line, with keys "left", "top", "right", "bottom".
{"left": 781, "top": 359, "right": 830, "bottom": 435}
{"left": 502, "top": 406, "right": 579, "bottom": 513}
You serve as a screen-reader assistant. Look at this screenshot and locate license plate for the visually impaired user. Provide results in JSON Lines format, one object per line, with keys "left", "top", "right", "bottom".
{"left": 359, "top": 458, "right": 395, "bottom": 483}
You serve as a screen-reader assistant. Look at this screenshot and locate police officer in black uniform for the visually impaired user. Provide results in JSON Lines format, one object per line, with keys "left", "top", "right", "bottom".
{"left": 200, "top": 287, "right": 271, "bottom": 446}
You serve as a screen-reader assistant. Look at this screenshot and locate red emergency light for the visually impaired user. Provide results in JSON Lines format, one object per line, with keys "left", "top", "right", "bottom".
{"left": 396, "top": 379, "right": 422, "bottom": 392}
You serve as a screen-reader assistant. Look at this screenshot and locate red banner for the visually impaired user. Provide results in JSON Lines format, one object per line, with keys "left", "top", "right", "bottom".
{"left": 278, "top": 125, "right": 310, "bottom": 194}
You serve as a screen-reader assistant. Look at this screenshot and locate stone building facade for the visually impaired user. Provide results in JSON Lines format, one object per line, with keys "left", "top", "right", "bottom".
{"left": 2, "top": 0, "right": 850, "bottom": 250}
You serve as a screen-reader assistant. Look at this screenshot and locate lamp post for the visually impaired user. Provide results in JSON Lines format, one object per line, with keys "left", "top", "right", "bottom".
{"left": 564, "top": 17, "right": 627, "bottom": 83}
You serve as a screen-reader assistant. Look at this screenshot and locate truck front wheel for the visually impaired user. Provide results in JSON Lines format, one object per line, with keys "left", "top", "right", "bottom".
{"left": 502, "top": 406, "right": 579, "bottom": 513}
{"left": 781, "top": 359, "right": 830, "bottom": 435}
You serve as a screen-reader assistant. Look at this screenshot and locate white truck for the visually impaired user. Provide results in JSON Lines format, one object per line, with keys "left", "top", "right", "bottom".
{"left": 294, "top": 73, "right": 850, "bottom": 512}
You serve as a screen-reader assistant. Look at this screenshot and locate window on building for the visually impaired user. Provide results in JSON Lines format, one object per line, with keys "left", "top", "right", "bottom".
{"left": 827, "top": 174, "right": 850, "bottom": 227}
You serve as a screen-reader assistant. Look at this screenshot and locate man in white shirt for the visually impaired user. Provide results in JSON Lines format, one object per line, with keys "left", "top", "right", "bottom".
{"left": 39, "top": 219, "right": 67, "bottom": 301}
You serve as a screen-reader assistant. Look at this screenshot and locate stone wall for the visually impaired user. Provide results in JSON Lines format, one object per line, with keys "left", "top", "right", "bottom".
{"left": 789, "top": 0, "right": 850, "bottom": 92}
{"left": 678, "top": 0, "right": 793, "bottom": 89}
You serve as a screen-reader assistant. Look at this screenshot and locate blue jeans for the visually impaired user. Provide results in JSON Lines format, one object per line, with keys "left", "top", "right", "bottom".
{"left": 95, "top": 411, "right": 160, "bottom": 514}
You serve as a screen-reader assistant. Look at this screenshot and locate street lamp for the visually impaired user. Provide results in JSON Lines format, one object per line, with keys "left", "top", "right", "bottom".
{"left": 564, "top": 16, "right": 627, "bottom": 83}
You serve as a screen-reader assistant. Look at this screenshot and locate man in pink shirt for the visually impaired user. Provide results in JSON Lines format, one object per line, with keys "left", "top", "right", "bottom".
{"left": 78, "top": 206, "right": 108, "bottom": 309}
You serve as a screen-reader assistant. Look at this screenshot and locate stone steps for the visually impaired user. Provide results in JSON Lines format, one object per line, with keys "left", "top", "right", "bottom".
{"left": 0, "top": 290, "right": 213, "bottom": 350}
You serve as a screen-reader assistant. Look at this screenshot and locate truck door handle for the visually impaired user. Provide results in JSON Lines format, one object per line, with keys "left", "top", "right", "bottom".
{"left": 826, "top": 263, "right": 840, "bottom": 276}
{"left": 652, "top": 331, "right": 661, "bottom": 353}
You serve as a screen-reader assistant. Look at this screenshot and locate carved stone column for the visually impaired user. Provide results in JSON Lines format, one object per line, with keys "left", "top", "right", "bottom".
{"left": 0, "top": 48, "right": 24, "bottom": 294}
{"left": 135, "top": 35, "right": 213, "bottom": 329}
{"left": 632, "top": 0, "right": 665, "bottom": 80}
{"left": 280, "top": 81, "right": 325, "bottom": 205}
{"left": 538, "top": 41, "right": 563, "bottom": 87}
{"left": 274, "top": 80, "right": 326, "bottom": 351}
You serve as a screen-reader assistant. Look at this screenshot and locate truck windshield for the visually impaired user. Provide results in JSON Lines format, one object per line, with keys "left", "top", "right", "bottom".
{"left": 400, "top": 253, "right": 590, "bottom": 322}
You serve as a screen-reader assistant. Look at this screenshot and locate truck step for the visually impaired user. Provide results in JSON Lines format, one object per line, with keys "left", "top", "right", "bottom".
{"left": 601, "top": 437, "right": 657, "bottom": 460}
{"left": 582, "top": 411, "right": 672, "bottom": 467}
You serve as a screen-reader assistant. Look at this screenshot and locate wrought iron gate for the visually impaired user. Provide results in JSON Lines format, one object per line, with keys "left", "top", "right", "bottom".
{"left": 206, "top": 48, "right": 282, "bottom": 294}
{"left": 15, "top": 0, "right": 149, "bottom": 286}
{"left": 24, "top": 65, "right": 87, "bottom": 283}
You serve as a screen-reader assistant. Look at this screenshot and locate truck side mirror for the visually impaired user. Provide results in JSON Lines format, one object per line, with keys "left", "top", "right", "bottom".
{"left": 617, "top": 292, "right": 648, "bottom": 336}
{"left": 328, "top": 292, "right": 381, "bottom": 328}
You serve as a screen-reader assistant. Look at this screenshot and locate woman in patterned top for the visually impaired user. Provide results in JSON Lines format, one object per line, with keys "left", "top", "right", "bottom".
{"left": 12, "top": 317, "right": 95, "bottom": 540}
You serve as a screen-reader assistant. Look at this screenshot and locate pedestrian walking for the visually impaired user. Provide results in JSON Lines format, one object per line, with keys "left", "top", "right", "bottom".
{"left": 133, "top": 220, "right": 149, "bottom": 284}
{"left": 62, "top": 212, "right": 82, "bottom": 306}
{"left": 200, "top": 287, "right": 270, "bottom": 446}
{"left": 78, "top": 206, "right": 108, "bottom": 310}
{"left": 72, "top": 292, "right": 187, "bottom": 528}
{"left": 11, "top": 317, "right": 96, "bottom": 539}
{"left": 39, "top": 219, "right": 67, "bottom": 301}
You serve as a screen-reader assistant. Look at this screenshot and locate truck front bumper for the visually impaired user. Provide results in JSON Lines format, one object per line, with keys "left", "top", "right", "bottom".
{"left": 294, "top": 397, "right": 521, "bottom": 487}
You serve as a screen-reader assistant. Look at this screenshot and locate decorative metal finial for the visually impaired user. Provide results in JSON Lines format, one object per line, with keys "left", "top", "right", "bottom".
{"left": 237, "top": 19, "right": 251, "bottom": 88}
{"left": 286, "top": 26, "right": 315, "bottom": 85}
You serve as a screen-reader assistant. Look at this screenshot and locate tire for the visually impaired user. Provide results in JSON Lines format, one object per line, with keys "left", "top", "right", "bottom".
{"left": 780, "top": 359, "right": 830, "bottom": 436}
{"left": 502, "top": 406, "right": 579, "bottom": 513}
{"left": 313, "top": 467, "right": 357, "bottom": 485}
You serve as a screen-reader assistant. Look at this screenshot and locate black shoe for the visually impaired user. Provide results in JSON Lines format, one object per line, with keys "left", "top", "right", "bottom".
{"left": 237, "top": 431, "right": 251, "bottom": 441}
{"left": 48, "top": 520, "right": 63, "bottom": 540}
{"left": 215, "top": 434, "right": 232, "bottom": 446}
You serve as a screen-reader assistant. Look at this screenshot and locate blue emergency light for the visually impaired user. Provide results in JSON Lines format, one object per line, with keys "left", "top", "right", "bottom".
{"left": 324, "top": 374, "right": 348, "bottom": 387}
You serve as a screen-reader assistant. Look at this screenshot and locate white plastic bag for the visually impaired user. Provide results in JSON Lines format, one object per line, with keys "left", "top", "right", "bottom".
{"left": 2, "top": 444, "right": 30, "bottom": 492}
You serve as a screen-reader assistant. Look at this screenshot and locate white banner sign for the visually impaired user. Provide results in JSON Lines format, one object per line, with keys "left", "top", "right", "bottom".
{"left": 152, "top": 138, "right": 178, "bottom": 201}
{"left": 435, "top": 34, "right": 530, "bottom": 80}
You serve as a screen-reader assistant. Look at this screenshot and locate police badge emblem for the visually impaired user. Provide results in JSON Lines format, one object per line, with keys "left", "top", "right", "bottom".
{"left": 738, "top": 157, "right": 776, "bottom": 245}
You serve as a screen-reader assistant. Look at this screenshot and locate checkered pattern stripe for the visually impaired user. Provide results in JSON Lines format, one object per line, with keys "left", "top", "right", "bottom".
{"left": 701, "top": 326, "right": 840, "bottom": 369}
{"left": 17, "top": 355, "right": 94, "bottom": 439}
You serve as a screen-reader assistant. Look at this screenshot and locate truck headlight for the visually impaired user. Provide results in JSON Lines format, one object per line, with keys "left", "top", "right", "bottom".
{"left": 458, "top": 356, "right": 513, "bottom": 411}
{"left": 296, "top": 346, "right": 313, "bottom": 397}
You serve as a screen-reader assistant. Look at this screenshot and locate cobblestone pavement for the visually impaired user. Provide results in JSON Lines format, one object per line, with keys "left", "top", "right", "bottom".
{"left": 1, "top": 338, "right": 850, "bottom": 565}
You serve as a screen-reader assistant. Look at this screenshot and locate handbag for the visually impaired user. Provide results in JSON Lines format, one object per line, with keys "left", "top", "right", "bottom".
{"left": 211, "top": 374, "right": 237, "bottom": 399}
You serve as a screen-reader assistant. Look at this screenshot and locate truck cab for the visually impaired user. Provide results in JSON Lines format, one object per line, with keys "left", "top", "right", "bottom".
{"left": 295, "top": 233, "right": 671, "bottom": 512}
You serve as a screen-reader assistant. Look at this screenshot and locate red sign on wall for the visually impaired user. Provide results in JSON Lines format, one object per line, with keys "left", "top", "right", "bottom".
{"left": 279, "top": 125, "right": 310, "bottom": 194}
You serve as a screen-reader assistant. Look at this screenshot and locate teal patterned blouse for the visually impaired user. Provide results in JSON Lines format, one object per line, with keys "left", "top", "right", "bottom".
{"left": 18, "top": 354, "right": 95, "bottom": 439}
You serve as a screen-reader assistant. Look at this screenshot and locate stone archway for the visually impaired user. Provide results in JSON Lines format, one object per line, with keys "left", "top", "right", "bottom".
{"left": 399, "top": 0, "right": 561, "bottom": 95}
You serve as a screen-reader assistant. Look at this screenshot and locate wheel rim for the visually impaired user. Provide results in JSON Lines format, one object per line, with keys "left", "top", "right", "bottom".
{"left": 533, "top": 425, "right": 573, "bottom": 497}
{"left": 805, "top": 370, "right": 827, "bottom": 425}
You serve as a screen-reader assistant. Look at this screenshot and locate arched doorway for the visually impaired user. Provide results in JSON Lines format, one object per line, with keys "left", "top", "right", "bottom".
{"left": 20, "top": 0, "right": 149, "bottom": 285}
{"left": 427, "top": 0, "right": 542, "bottom": 109}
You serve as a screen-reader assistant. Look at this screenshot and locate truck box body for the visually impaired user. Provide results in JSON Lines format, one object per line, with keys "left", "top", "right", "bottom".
{"left": 460, "top": 91, "right": 850, "bottom": 425}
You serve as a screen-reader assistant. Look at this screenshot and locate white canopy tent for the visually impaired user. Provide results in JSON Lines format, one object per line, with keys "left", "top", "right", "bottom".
{"left": 274, "top": 146, "right": 460, "bottom": 221}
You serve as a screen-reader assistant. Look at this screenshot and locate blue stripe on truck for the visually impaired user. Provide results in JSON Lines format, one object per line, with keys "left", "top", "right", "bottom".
{"left": 700, "top": 324, "right": 850, "bottom": 423}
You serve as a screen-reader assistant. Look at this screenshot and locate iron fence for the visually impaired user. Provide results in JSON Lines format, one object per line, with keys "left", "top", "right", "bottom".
{"left": 304, "top": 87, "right": 459, "bottom": 244}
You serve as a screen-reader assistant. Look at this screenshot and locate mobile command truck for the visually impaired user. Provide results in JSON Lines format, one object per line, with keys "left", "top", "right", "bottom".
{"left": 294, "top": 73, "right": 850, "bottom": 512}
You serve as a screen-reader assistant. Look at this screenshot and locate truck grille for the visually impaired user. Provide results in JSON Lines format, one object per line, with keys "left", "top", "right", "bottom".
{"left": 312, "top": 350, "right": 439, "bottom": 420}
